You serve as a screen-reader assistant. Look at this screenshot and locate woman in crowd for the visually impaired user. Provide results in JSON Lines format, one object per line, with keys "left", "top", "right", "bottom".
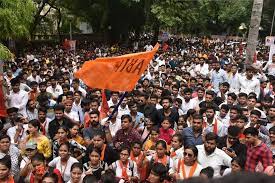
{"left": 83, "top": 147, "right": 108, "bottom": 180}
{"left": 89, "top": 131, "right": 118, "bottom": 165}
{"left": 146, "top": 163, "right": 169, "bottom": 183}
{"left": 140, "top": 117, "right": 155, "bottom": 143}
{"left": 52, "top": 126, "right": 70, "bottom": 158}
{"left": 170, "top": 145, "right": 202, "bottom": 180}
{"left": 67, "top": 163, "right": 84, "bottom": 183}
{"left": 143, "top": 127, "right": 159, "bottom": 154}
{"left": 49, "top": 142, "right": 78, "bottom": 182}
{"left": 170, "top": 133, "right": 184, "bottom": 160}
{"left": 0, "top": 134, "right": 20, "bottom": 180}
{"left": 0, "top": 155, "right": 14, "bottom": 183}
{"left": 223, "top": 156, "right": 245, "bottom": 175}
{"left": 30, "top": 153, "right": 63, "bottom": 183}
{"left": 21, "top": 119, "right": 52, "bottom": 159}
{"left": 130, "top": 141, "right": 147, "bottom": 181}
{"left": 146, "top": 140, "right": 173, "bottom": 176}
{"left": 70, "top": 125, "right": 85, "bottom": 146}
{"left": 41, "top": 172, "right": 59, "bottom": 183}
{"left": 53, "top": 126, "right": 86, "bottom": 161}
{"left": 109, "top": 146, "right": 139, "bottom": 182}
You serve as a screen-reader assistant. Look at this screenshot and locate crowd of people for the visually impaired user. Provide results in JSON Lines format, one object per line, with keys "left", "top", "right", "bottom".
{"left": 1, "top": 37, "right": 275, "bottom": 183}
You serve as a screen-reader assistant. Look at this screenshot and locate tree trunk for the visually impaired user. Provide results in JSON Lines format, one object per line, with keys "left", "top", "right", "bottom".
{"left": 245, "top": 0, "right": 264, "bottom": 66}
{"left": 30, "top": 0, "right": 47, "bottom": 38}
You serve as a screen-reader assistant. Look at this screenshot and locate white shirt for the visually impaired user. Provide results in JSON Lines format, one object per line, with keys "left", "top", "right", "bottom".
{"left": 20, "top": 156, "right": 30, "bottom": 169}
{"left": 20, "top": 83, "right": 31, "bottom": 92}
{"left": 180, "top": 98, "right": 196, "bottom": 114}
{"left": 239, "top": 76, "right": 260, "bottom": 97}
{"left": 263, "top": 61, "right": 275, "bottom": 76}
{"left": 144, "top": 45, "right": 153, "bottom": 51}
{"left": 216, "top": 112, "right": 230, "bottom": 127}
{"left": 46, "top": 85, "right": 63, "bottom": 99}
{"left": 227, "top": 73, "right": 240, "bottom": 94}
{"left": 196, "top": 145, "right": 232, "bottom": 177}
{"left": 194, "top": 64, "right": 209, "bottom": 77}
{"left": 203, "top": 117, "right": 227, "bottom": 137}
{"left": 192, "top": 97, "right": 205, "bottom": 109}
{"left": 170, "top": 147, "right": 184, "bottom": 161}
{"left": 72, "top": 101, "right": 84, "bottom": 124}
{"left": 70, "top": 86, "right": 87, "bottom": 98}
{"left": 49, "top": 156, "right": 78, "bottom": 182}
{"left": 155, "top": 103, "right": 163, "bottom": 110}
{"left": 111, "top": 160, "right": 139, "bottom": 179}
{"left": 108, "top": 100, "right": 118, "bottom": 107}
{"left": 65, "top": 110, "right": 80, "bottom": 123}
{"left": 101, "top": 118, "right": 121, "bottom": 137}
{"left": 7, "top": 90, "right": 29, "bottom": 117}
{"left": 7, "top": 124, "right": 28, "bottom": 144}
{"left": 27, "top": 75, "right": 42, "bottom": 83}
{"left": 117, "top": 105, "right": 130, "bottom": 121}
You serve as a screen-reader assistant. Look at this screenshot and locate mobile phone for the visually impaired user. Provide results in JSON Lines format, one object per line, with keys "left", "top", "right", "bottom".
{"left": 227, "top": 148, "right": 234, "bottom": 153}
{"left": 257, "top": 119, "right": 268, "bottom": 126}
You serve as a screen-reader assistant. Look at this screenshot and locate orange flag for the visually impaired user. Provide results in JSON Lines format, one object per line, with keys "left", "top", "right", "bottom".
{"left": 74, "top": 43, "right": 159, "bottom": 91}
{"left": 100, "top": 89, "right": 109, "bottom": 120}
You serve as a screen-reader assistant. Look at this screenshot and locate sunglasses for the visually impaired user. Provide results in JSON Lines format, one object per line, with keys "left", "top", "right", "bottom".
{"left": 184, "top": 152, "right": 193, "bottom": 158}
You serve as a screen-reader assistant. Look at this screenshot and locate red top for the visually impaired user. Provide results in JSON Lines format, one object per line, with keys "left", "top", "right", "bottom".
{"left": 159, "top": 127, "right": 175, "bottom": 145}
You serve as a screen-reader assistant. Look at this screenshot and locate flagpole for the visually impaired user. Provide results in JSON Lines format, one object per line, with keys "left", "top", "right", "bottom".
{"left": 107, "top": 92, "right": 128, "bottom": 121}
{"left": 271, "top": 8, "right": 275, "bottom": 36}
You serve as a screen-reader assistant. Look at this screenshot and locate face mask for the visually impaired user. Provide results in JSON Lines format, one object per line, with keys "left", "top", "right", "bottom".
{"left": 33, "top": 165, "right": 46, "bottom": 175}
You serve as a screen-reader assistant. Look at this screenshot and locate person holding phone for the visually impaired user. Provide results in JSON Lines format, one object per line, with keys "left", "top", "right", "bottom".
{"left": 6, "top": 114, "right": 28, "bottom": 145}
{"left": 217, "top": 126, "right": 247, "bottom": 159}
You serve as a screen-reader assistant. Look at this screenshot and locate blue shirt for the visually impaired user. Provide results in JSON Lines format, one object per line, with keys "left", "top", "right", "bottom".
{"left": 182, "top": 127, "right": 203, "bottom": 146}
{"left": 132, "top": 112, "right": 144, "bottom": 128}
{"left": 211, "top": 68, "right": 227, "bottom": 93}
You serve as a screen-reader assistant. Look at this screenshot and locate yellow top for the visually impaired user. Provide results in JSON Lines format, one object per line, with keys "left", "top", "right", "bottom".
{"left": 72, "top": 135, "right": 85, "bottom": 146}
{"left": 143, "top": 139, "right": 155, "bottom": 151}
{"left": 27, "top": 135, "right": 52, "bottom": 158}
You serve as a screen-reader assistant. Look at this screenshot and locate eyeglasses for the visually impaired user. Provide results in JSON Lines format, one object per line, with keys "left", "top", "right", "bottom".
{"left": 184, "top": 152, "right": 193, "bottom": 158}
{"left": 120, "top": 153, "right": 129, "bottom": 157}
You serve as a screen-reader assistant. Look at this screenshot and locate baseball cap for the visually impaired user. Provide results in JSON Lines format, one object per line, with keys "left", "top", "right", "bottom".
{"left": 25, "top": 141, "right": 37, "bottom": 150}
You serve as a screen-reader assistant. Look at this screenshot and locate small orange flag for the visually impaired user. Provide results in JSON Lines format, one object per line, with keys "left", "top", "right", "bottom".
{"left": 100, "top": 89, "right": 109, "bottom": 120}
{"left": 74, "top": 43, "right": 159, "bottom": 91}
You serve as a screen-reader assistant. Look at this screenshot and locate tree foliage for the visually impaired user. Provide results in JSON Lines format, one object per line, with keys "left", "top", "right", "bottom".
{"left": 0, "top": 43, "right": 13, "bottom": 60}
{"left": 0, "top": 0, "right": 35, "bottom": 40}
{"left": 150, "top": 0, "right": 253, "bottom": 35}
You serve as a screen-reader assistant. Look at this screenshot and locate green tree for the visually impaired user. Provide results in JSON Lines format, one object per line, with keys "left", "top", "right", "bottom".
{"left": 0, "top": 0, "right": 35, "bottom": 98}
{"left": 0, "top": 0, "right": 35, "bottom": 40}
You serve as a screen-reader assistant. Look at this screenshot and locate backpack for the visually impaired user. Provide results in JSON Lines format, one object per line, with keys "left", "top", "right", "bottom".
{"left": 113, "top": 160, "right": 135, "bottom": 177}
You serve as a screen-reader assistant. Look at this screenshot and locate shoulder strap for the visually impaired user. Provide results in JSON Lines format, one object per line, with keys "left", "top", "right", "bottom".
{"left": 129, "top": 160, "right": 134, "bottom": 177}
{"left": 113, "top": 161, "right": 117, "bottom": 170}
{"left": 166, "top": 157, "right": 170, "bottom": 169}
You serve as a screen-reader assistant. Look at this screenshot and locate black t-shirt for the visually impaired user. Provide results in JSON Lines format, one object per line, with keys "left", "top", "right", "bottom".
{"left": 48, "top": 118, "right": 73, "bottom": 139}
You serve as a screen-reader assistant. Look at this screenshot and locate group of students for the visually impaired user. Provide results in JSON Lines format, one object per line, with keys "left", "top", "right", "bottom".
{"left": 1, "top": 37, "right": 275, "bottom": 183}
